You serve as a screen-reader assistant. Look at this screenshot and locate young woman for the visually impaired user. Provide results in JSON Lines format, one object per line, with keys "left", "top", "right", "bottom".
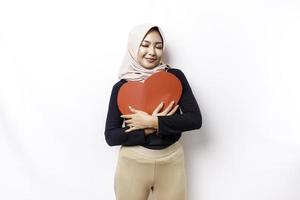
{"left": 104, "top": 23, "right": 202, "bottom": 200}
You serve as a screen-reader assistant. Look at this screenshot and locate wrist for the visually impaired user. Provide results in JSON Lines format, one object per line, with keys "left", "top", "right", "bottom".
{"left": 144, "top": 128, "right": 155, "bottom": 135}
{"left": 150, "top": 116, "right": 158, "bottom": 129}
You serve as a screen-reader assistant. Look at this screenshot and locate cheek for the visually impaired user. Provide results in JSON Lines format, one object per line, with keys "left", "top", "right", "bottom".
{"left": 156, "top": 50, "right": 163, "bottom": 59}
{"left": 137, "top": 50, "right": 145, "bottom": 65}
{"left": 137, "top": 50, "right": 142, "bottom": 59}
{"left": 137, "top": 49, "right": 146, "bottom": 59}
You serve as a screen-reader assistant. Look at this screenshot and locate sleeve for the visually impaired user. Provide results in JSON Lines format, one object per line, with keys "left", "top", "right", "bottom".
{"left": 104, "top": 82, "right": 148, "bottom": 146}
{"left": 156, "top": 69, "right": 202, "bottom": 136}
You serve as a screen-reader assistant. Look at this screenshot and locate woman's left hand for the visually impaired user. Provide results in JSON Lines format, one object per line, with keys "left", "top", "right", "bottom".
{"left": 120, "top": 106, "right": 156, "bottom": 133}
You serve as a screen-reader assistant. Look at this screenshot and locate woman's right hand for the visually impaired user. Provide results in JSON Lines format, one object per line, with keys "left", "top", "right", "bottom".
{"left": 144, "top": 101, "right": 179, "bottom": 135}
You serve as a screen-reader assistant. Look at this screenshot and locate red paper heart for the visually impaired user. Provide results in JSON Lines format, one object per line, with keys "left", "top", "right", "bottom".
{"left": 117, "top": 71, "right": 182, "bottom": 115}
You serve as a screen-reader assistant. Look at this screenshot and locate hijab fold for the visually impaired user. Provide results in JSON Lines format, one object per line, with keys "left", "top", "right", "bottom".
{"left": 118, "top": 23, "right": 170, "bottom": 82}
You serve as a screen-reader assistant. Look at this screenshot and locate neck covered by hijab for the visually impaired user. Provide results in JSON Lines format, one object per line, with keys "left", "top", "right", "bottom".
{"left": 118, "top": 23, "right": 170, "bottom": 82}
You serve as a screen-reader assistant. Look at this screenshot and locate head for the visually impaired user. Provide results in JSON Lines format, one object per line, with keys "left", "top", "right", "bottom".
{"left": 118, "top": 24, "right": 169, "bottom": 81}
{"left": 137, "top": 27, "right": 164, "bottom": 69}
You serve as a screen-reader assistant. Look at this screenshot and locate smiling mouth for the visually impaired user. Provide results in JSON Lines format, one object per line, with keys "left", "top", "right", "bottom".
{"left": 145, "top": 58, "right": 157, "bottom": 63}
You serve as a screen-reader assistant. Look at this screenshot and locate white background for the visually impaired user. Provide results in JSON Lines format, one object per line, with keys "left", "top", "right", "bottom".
{"left": 1, "top": 0, "right": 300, "bottom": 200}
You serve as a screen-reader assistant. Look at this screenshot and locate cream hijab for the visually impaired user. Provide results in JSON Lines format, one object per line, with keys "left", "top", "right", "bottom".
{"left": 118, "top": 24, "right": 170, "bottom": 82}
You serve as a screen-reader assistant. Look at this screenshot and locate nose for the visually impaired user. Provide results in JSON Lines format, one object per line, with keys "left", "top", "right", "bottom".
{"left": 148, "top": 47, "right": 156, "bottom": 56}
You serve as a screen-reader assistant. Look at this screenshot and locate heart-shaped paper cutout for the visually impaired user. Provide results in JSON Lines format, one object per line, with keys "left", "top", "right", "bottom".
{"left": 117, "top": 71, "right": 182, "bottom": 115}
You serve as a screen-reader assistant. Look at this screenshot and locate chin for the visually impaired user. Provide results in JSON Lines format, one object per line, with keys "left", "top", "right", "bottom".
{"left": 142, "top": 62, "right": 159, "bottom": 69}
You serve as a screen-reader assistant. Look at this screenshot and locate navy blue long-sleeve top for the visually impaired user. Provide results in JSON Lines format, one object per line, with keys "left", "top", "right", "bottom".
{"left": 104, "top": 68, "right": 202, "bottom": 149}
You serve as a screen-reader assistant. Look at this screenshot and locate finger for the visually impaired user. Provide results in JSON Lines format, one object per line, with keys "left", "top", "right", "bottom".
{"left": 125, "top": 128, "right": 132, "bottom": 132}
{"left": 167, "top": 105, "right": 179, "bottom": 116}
{"left": 128, "top": 106, "right": 138, "bottom": 113}
{"left": 125, "top": 126, "right": 136, "bottom": 133}
{"left": 152, "top": 102, "right": 164, "bottom": 115}
{"left": 161, "top": 101, "right": 174, "bottom": 115}
{"left": 125, "top": 125, "right": 132, "bottom": 132}
{"left": 124, "top": 119, "right": 133, "bottom": 124}
{"left": 129, "top": 106, "right": 147, "bottom": 115}
{"left": 120, "top": 114, "right": 133, "bottom": 119}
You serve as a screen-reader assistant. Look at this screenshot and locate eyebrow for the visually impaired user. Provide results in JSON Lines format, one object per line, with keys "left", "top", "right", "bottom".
{"left": 142, "top": 40, "right": 163, "bottom": 44}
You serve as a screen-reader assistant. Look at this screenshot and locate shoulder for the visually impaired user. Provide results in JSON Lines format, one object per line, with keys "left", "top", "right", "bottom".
{"left": 167, "top": 67, "right": 183, "bottom": 74}
{"left": 111, "top": 79, "right": 127, "bottom": 93}
{"left": 167, "top": 67, "right": 188, "bottom": 82}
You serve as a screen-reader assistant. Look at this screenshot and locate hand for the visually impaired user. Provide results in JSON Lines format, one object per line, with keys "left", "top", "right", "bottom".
{"left": 147, "top": 101, "right": 179, "bottom": 131}
{"left": 121, "top": 106, "right": 155, "bottom": 133}
{"left": 152, "top": 101, "right": 179, "bottom": 117}
{"left": 120, "top": 101, "right": 179, "bottom": 134}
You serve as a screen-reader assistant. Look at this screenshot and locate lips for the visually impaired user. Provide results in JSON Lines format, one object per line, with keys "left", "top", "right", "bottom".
{"left": 145, "top": 58, "right": 156, "bottom": 62}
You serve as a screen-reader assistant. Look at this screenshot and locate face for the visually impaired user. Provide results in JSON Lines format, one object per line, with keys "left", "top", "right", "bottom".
{"left": 137, "top": 29, "right": 163, "bottom": 69}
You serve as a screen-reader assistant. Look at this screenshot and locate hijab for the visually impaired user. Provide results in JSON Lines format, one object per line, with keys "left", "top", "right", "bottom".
{"left": 118, "top": 23, "right": 170, "bottom": 82}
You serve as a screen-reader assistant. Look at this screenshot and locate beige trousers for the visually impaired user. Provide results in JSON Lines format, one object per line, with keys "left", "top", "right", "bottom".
{"left": 114, "top": 141, "right": 187, "bottom": 200}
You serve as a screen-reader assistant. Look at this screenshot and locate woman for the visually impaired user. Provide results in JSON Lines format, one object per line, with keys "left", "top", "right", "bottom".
{"left": 104, "top": 23, "right": 202, "bottom": 200}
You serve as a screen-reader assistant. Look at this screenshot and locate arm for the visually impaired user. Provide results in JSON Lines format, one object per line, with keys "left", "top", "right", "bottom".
{"left": 156, "top": 69, "right": 202, "bottom": 136}
{"left": 104, "top": 82, "right": 148, "bottom": 146}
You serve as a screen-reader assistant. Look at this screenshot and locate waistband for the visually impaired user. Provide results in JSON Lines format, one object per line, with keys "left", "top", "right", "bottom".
{"left": 120, "top": 141, "right": 182, "bottom": 158}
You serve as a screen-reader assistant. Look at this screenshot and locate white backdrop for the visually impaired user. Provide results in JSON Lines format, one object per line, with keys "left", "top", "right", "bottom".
{"left": 1, "top": 0, "right": 300, "bottom": 200}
